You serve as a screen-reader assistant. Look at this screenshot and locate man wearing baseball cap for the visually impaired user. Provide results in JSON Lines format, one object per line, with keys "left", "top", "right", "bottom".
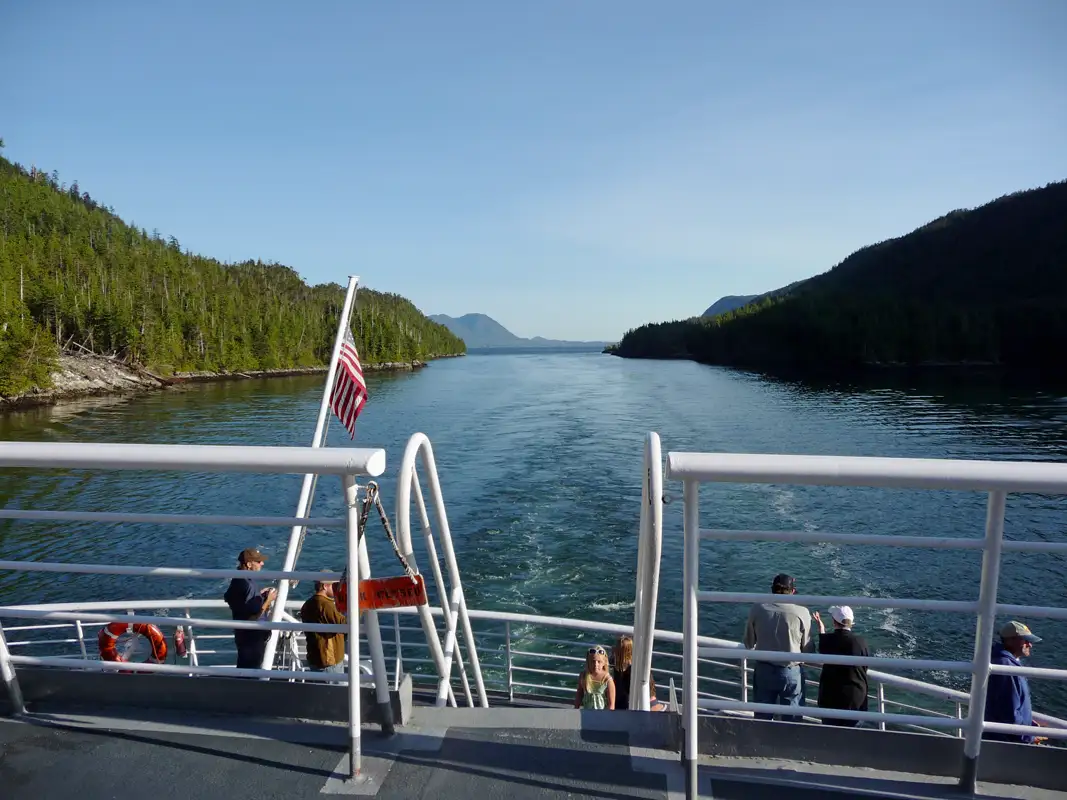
{"left": 742, "top": 573, "right": 815, "bottom": 720}
{"left": 984, "top": 620, "right": 1046, "bottom": 743}
{"left": 223, "top": 548, "right": 277, "bottom": 670}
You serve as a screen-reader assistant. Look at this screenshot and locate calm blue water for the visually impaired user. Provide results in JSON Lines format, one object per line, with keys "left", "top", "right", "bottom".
{"left": 1, "top": 351, "right": 1066, "bottom": 713}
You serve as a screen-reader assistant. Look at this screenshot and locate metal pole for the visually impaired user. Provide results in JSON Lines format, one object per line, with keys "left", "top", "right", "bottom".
{"left": 393, "top": 612, "right": 402, "bottom": 691}
{"left": 185, "top": 608, "right": 200, "bottom": 668}
{"left": 960, "top": 490, "right": 1006, "bottom": 793}
{"left": 74, "top": 620, "right": 88, "bottom": 659}
{"left": 0, "top": 620, "right": 25, "bottom": 716}
{"left": 357, "top": 522, "right": 395, "bottom": 735}
{"left": 342, "top": 474, "right": 362, "bottom": 779}
{"left": 877, "top": 683, "right": 886, "bottom": 731}
{"left": 505, "top": 622, "right": 514, "bottom": 704}
{"left": 263, "top": 276, "right": 361, "bottom": 670}
{"left": 741, "top": 658, "right": 748, "bottom": 703}
{"left": 682, "top": 479, "right": 699, "bottom": 800}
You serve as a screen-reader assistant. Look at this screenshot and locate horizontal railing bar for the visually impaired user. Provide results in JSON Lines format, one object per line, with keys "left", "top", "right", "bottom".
{"left": 666, "top": 451, "right": 1067, "bottom": 493}
{"left": 982, "top": 721, "right": 1067, "bottom": 740}
{"left": 699, "top": 647, "right": 971, "bottom": 673}
{"left": 6, "top": 638, "right": 83, "bottom": 647}
{"left": 994, "top": 604, "right": 1067, "bottom": 621}
{"left": 2, "top": 623, "right": 76, "bottom": 632}
{"left": 989, "top": 663, "right": 1067, "bottom": 681}
{"left": 9, "top": 655, "right": 355, "bottom": 682}
{"left": 0, "top": 509, "right": 347, "bottom": 529}
{"left": 1000, "top": 540, "right": 1067, "bottom": 554}
{"left": 652, "top": 666, "right": 738, "bottom": 689}
{"left": 0, "top": 560, "right": 344, "bottom": 582}
{"left": 0, "top": 441, "right": 386, "bottom": 476}
{"left": 700, "top": 528, "right": 986, "bottom": 550}
{"left": 697, "top": 591, "right": 977, "bottom": 614}
{"left": 882, "top": 699, "right": 956, "bottom": 718}
{"left": 510, "top": 665, "right": 576, "bottom": 680}
{"left": 511, "top": 681, "right": 572, "bottom": 694}
{"left": 0, "top": 609, "right": 346, "bottom": 633}
{"left": 697, "top": 698, "right": 965, "bottom": 728}
{"left": 511, "top": 649, "right": 585, "bottom": 663}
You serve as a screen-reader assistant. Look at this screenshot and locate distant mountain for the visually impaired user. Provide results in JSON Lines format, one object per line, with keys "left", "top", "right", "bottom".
{"left": 702, "top": 295, "right": 758, "bottom": 317}
{"left": 430, "top": 314, "right": 607, "bottom": 349}
{"left": 702, "top": 281, "right": 810, "bottom": 318}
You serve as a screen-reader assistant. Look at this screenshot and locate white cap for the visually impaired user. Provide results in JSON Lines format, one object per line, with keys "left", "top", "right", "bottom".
{"left": 830, "top": 605, "right": 854, "bottom": 624}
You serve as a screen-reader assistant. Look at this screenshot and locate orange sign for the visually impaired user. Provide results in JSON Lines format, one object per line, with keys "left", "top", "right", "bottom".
{"left": 358, "top": 574, "right": 428, "bottom": 610}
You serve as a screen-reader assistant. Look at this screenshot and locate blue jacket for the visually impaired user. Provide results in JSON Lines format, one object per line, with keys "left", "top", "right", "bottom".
{"left": 984, "top": 643, "right": 1034, "bottom": 743}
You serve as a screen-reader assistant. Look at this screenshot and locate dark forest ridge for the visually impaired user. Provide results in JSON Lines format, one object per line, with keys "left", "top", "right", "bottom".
{"left": 612, "top": 181, "right": 1067, "bottom": 376}
{"left": 431, "top": 313, "right": 608, "bottom": 349}
{"left": 0, "top": 147, "right": 464, "bottom": 397}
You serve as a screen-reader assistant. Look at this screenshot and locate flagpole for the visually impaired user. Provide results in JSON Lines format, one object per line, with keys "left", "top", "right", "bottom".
{"left": 260, "top": 275, "right": 361, "bottom": 670}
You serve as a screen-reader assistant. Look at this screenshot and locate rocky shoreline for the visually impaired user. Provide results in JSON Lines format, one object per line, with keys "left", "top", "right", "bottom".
{"left": 0, "top": 353, "right": 443, "bottom": 411}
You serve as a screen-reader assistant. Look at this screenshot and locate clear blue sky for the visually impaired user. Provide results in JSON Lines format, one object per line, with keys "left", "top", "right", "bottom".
{"left": 2, "top": 2, "right": 1064, "bottom": 340}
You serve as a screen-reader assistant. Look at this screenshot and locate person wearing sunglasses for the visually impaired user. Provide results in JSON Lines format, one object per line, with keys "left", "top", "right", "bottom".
{"left": 575, "top": 645, "right": 616, "bottom": 710}
{"left": 984, "top": 621, "right": 1048, "bottom": 744}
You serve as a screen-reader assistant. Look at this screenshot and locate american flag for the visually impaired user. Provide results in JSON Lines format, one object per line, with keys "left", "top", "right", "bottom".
{"left": 329, "top": 327, "right": 367, "bottom": 438}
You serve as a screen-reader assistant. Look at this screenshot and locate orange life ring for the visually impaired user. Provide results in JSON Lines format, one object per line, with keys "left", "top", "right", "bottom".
{"left": 98, "top": 622, "right": 168, "bottom": 663}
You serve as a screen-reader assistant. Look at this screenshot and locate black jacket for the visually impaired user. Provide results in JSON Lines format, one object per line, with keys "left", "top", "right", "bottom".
{"left": 224, "top": 576, "right": 269, "bottom": 647}
{"left": 817, "top": 629, "right": 869, "bottom": 711}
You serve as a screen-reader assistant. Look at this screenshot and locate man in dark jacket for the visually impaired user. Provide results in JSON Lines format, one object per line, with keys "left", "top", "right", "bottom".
{"left": 984, "top": 621, "right": 1046, "bottom": 743}
{"left": 812, "top": 605, "right": 869, "bottom": 726}
{"left": 224, "top": 548, "right": 277, "bottom": 669}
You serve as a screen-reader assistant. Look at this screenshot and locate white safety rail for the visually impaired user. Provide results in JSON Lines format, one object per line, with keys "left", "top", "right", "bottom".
{"left": 670, "top": 451, "right": 1067, "bottom": 800}
{"left": 8, "top": 599, "right": 1062, "bottom": 743}
{"left": 395, "top": 432, "right": 488, "bottom": 708}
{"left": 630, "top": 432, "right": 664, "bottom": 712}
{"left": 0, "top": 440, "right": 389, "bottom": 780}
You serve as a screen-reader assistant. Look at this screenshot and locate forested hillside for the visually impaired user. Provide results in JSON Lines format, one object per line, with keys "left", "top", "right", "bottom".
{"left": 614, "top": 181, "right": 1067, "bottom": 374}
{"left": 0, "top": 148, "right": 463, "bottom": 396}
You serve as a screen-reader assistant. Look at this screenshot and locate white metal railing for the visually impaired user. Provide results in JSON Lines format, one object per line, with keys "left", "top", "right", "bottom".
{"left": 671, "top": 450, "right": 1067, "bottom": 800}
{"left": 9, "top": 599, "right": 1056, "bottom": 740}
{"left": 395, "top": 432, "right": 487, "bottom": 708}
{"left": 630, "top": 432, "right": 664, "bottom": 711}
{"left": 0, "top": 439, "right": 387, "bottom": 780}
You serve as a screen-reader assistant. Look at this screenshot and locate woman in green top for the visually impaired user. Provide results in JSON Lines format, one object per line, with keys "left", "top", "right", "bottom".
{"left": 574, "top": 645, "right": 616, "bottom": 710}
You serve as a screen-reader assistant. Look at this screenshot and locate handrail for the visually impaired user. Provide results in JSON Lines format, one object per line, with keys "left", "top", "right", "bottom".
{"left": 0, "top": 441, "right": 386, "bottom": 476}
{"left": 669, "top": 447, "right": 1067, "bottom": 800}
{"left": 631, "top": 432, "right": 663, "bottom": 712}
{"left": 395, "top": 432, "right": 488, "bottom": 708}
{"left": 12, "top": 598, "right": 1062, "bottom": 726}
{"left": 667, "top": 451, "right": 1067, "bottom": 493}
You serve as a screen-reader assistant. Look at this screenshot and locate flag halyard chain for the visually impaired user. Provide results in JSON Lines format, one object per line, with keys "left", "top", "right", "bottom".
{"left": 357, "top": 481, "right": 418, "bottom": 582}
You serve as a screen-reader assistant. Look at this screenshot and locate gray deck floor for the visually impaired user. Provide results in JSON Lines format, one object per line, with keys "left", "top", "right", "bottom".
{"left": 1, "top": 708, "right": 1064, "bottom": 800}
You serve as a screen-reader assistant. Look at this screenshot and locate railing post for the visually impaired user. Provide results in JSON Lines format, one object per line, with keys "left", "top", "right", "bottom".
{"left": 682, "top": 479, "right": 699, "bottom": 800}
{"left": 185, "top": 608, "right": 200, "bottom": 668}
{"left": 505, "top": 622, "right": 514, "bottom": 703}
{"left": 877, "top": 683, "right": 886, "bottom": 731}
{"left": 356, "top": 517, "right": 396, "bottom": 735}
{"left": 956, "top": 701, "right": 964, "bottom": 738}
{"left": 74, "top": 620, "right": 89, "bottom": 660}
{"left": 960, "top": 490, "right": 1006, "bottom": 793}
{"left": 0, "top": 620, "right": 25, "bottom": 716}
{"left": 741, "top": 658, "right": 748, "bottom": 703}
{"left": 393, "top": 612, "right": 402, "bottom": 692}
{"left": 342, "top": 474, "right": 363, "bottom": 779}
